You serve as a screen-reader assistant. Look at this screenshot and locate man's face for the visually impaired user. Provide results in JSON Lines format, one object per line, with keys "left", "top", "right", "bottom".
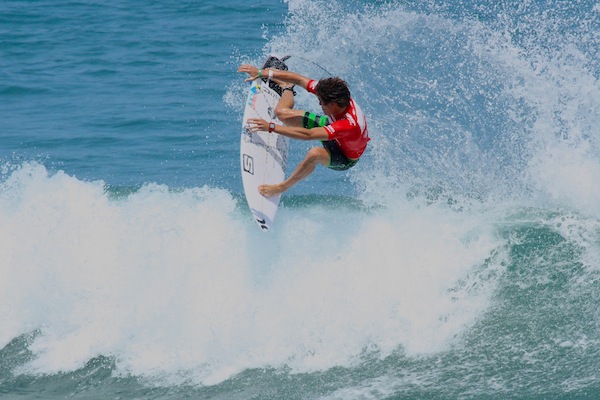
{"left": 318, "top": 97, "right": 336, "bottom": 115}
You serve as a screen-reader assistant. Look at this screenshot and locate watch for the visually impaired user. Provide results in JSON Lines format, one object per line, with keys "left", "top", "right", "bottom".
{"left": 268, "top": 122, "right": 276, "bottom": 133}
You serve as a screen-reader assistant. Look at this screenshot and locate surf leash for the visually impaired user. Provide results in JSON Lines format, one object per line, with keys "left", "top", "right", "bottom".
{"left": 283, "top": 55, "right": 334, "bottom": 77}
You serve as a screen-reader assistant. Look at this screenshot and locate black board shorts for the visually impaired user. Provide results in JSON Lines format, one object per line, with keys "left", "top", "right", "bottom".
{"left": 302, "top": 112, "right": 359, "bottom": 171}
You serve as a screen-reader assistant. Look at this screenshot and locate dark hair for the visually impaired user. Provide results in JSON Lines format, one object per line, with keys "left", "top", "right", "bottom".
{"left": 316, "top": 77, "right": 351, "bottom": 108}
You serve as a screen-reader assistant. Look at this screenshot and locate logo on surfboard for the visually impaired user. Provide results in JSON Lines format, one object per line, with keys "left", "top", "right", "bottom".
{"left": 242, "top": 154, "right": 254, "bottom": 174}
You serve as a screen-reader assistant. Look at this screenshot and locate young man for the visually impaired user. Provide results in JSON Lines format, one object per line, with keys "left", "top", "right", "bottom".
{"left": 238, "top": 60, "right": 369, "bottom": 197}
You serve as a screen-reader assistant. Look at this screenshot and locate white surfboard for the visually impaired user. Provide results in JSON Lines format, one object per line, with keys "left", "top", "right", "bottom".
{"left": 240, "top": 78, "right": 288, "bottom": 231}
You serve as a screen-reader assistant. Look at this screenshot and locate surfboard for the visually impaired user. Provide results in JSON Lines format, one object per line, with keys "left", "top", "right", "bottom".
{"left": 240, "top": 58, "right": 289, "bottom": 231}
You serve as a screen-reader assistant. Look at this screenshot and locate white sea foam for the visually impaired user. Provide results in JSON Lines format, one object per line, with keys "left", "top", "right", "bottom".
{"left": 0, "top": 163, "right": 503, "bottom": 385}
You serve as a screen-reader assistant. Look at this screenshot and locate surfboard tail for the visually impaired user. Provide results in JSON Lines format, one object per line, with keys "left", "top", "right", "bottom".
{"left": 262, "top": 55, "right": 289, "bottom": 70}
{"left": 261, "top": 55, "right": 291, "bottom": 96}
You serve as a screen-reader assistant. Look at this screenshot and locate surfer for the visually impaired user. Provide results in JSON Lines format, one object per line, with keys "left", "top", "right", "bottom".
{"left": 238, "top": 60, "right": 369, "bottom": 197}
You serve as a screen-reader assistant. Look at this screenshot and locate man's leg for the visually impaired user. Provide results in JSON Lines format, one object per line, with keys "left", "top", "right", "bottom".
{"left": 274, "top": 85, "right": 305, "bottom": 126}
{"left": 259, "top": 147, "right": 330, "bottom": 197}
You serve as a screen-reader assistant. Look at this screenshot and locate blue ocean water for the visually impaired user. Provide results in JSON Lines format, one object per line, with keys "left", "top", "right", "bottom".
{"left": 2, "top": 0, "right": 600, "bottom": 399}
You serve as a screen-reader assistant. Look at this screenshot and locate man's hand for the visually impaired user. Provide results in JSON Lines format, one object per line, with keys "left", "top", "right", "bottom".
{"left": 238, "top": 64, "right": 260, "bottom": 82}
{"left": 247, "top": 118, "right": 269, "bottom": 132}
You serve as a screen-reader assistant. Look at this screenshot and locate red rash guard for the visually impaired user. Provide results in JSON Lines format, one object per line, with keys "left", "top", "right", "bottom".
{"left": 307, "top": 80, "right": 370, "bottom": 159}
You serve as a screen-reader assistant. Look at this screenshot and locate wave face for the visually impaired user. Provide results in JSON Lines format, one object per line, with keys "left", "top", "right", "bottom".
{"left": 2, "top": 0, "right": 600, "bottom": 399}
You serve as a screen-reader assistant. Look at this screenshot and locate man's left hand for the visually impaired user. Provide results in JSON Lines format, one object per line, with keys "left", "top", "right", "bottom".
{"left": 247, "top": 118, "right": 268, "bottom": 132}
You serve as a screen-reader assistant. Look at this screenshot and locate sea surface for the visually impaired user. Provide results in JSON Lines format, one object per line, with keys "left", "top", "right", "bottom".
{"left": 2, "top": 0, "right": 600, "bottom": 399}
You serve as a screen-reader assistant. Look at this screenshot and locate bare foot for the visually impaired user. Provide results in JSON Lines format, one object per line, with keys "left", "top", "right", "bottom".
{"left": 258, "top": 184, "right": 286, "bottom": 197}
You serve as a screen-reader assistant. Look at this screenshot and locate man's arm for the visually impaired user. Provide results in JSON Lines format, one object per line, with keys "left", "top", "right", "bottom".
{"left": 247, "top": 118, "right": 329, "bottom": 141}
{"left": 238, "top": 64, "right": 312, "bottom": 90}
